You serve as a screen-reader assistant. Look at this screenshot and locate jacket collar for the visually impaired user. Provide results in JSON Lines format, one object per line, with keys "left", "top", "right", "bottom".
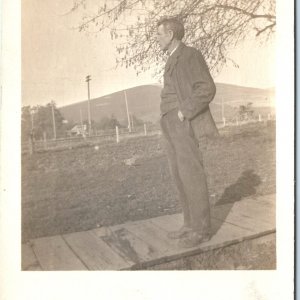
{"left": 164, "top": 42, "right": 185, "bottom": 74}
{"left": 171, "top": 41, "right": 185, "bottom": 59}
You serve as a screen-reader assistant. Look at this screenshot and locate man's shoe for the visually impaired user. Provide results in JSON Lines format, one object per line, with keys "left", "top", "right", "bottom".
{"left": 167, "top": 226, "right": 192, "bottom": 239}
{"left": 178, "top": 232, "right": 210, "bottom": 248}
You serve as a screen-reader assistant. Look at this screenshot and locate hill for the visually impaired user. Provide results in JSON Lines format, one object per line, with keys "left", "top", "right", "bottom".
{"left": 59, "top": 83, "right": 275, "bottom": 125}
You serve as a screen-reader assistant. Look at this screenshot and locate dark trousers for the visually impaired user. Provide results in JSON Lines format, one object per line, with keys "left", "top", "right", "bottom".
{"left": 160, "top": 109, "right": 210, "bottom": 235}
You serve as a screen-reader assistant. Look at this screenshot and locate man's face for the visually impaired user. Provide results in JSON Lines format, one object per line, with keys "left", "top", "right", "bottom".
{"left": 156, "top": 24, "right": 173, "bottom": 52}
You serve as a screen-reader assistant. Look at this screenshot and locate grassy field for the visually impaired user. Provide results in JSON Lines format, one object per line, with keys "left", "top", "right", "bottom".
{"left": 22, "top": 121, "right": 276, "bottom": 243}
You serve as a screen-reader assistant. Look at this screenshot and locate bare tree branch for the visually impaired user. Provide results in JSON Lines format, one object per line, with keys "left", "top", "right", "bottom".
{"left": 69, "top": 0, "right": 276, "bottom": 75}
{"left": 255, "top": 21, "right": 276, "bottom": 36}
{"left": 214, "top": 4, "right": 275, "bottom": 20}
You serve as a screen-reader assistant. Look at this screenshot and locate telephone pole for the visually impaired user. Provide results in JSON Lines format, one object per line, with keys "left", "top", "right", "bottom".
{"left": 51, "top": 100, "right": 57, "bottom": 140}
{"left": 124, "top": 90, "right": 131, "bottom": 133}
{"left": 86, "top": 75, "right": 92, "bottom": 136}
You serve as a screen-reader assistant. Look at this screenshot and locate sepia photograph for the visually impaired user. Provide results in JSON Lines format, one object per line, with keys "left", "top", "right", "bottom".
{"left": 20, "top": 0, "right": 278, "bottom": 271}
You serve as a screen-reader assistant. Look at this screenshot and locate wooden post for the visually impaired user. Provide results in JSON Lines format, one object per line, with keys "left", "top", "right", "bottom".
{"left": 144, "top": 123, "right": 147, "bottom": 136}
{"left": 259, "top": 114, "right": 262, "bottom": 122}
{"left": 86, "top": 75, "right": 92, "bottom": 136}
{"left": 51, "top": 101, "right": 57, "bottom": 140}
{"left": 43, "top": 132, "right": 47, "bottom": 150}
{"left": 116, "top": 126, "right": 119, "bottom": 143}
{"left": 124, "top": 91, "right": 131, "bottom": 133}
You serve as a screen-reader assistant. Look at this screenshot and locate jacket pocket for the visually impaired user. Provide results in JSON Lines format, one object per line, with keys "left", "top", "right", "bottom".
{"left": 190, "top": 108, "right": 219, "bottom": 140}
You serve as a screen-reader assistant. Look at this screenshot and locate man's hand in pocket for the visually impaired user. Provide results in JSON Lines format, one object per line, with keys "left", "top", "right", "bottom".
{"left": 178, "top": 110, "right": 185, "bottom": 122}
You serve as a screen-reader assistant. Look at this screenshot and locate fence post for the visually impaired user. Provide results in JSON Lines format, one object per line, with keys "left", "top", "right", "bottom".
{"left": 259, "top": 114, "right": 262, "bottom": 122}
{"left": 116, "top": 126, "right": 119, "bottom": 143}
{"left": 43, "top": 132, "right": 47, "bottom": 150}
{"left": 222, "top": 117, "right": 226, "bottom": 127}
{"left": 144, "top": 123, "right": 147, "bottom": 136}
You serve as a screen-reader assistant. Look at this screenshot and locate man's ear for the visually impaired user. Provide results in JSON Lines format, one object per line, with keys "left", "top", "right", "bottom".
{"left": 168, "top": 30, "right": 174, "bottom": 40}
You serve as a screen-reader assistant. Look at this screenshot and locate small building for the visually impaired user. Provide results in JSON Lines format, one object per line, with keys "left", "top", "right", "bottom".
{"left": 69, "top": 124, "right": 87, "bottom": 137}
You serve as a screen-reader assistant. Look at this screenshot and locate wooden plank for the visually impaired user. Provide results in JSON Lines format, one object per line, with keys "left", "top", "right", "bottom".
{"left": 233, "top": 199, "right": 275, "bottom": 225}
{"left": 211, "top": 203, "right": 236, "bottom": 220}
{"left": 150, "top": 213, "right": 225, "bottom": 237}
{"left": 31, "top": 235, "right": 87, "bottom": 270}
{"left": 149, "top": 214, "right": 183, "bottom": 232}
{"left": 99, "top": 227, "right": 160, "bottom": 264}
{"left": 174, "top": 220, "right": 253, "bottom": 252}
{"left": 63, "top": 230, "right": 133, "bottom": 270}
{"left": 250, "top": 194, "right": 275, "bottom": 209}
{"left": 124, "top": 220, "right": 178, "bottom": 255}
{"left": 22, "top": 243, "right": 42, "bottom": 271}
{"left": 217, "top": 198, "right": 275, "bottom": 223}
{"left": 174, "top": 223, "right": 274, "bottom": 259}
{"left": 208, "top": 221, "right": 256, "bottom": 246}
{"left": 103, "top": 214, "right": 237, "bottom": 269}
{"left": 130, "top": 219, "right": 261, "bottom": 269}
{"left": 93, "top": 226, "right": 110, "bottom": 238}
{"left": 212, "top": 200, "right": 275, "bottom": 233}
{"left": 250, "top": 195, "right": 276, "bottom": 215}
{"left": 28, "top": 195, "right": 276, "bottom": 271}
{"left": 254, "top": 194, "right": 275, "bottom": 203}
{"left": 175, "top": 222, "right": 255, "bottom": 255}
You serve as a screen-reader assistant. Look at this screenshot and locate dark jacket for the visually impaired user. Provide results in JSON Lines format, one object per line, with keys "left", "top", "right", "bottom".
{"left": 167, "top": 42, "right": 219, "bottom": 139}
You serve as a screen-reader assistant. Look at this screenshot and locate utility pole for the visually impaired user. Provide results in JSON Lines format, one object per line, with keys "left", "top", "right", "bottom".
{"left": 51, "top": 100, "right": 57, "bottom": 140}
{"left": 86, "top": 75, "right": 92, "bottom": 136}
{"left": 124, "top": 90, "right": 131, "bottom": 133}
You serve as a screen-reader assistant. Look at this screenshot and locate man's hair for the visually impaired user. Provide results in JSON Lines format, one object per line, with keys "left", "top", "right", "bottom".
{"left": 157, "top": 17, "right": 185, "bottom": 40}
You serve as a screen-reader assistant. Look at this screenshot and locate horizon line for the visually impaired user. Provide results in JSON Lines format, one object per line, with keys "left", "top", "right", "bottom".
{"left": 56, "top": 82, "right": 275, "bottom": 109}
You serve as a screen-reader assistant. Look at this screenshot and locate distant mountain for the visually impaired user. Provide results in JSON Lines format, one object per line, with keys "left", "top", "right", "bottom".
{"left": 59, "top": 83, "right": 275, "bottom": 125}
{"left": 59, "top": 85, "right": 161, "bottom": 125}
{"left": 212, "top": 83, "right": 275, "bottom": 121}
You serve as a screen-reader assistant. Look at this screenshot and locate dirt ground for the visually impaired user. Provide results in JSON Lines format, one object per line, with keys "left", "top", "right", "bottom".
{"left": 22, "top": 121, "right": 276, "bottom": 243}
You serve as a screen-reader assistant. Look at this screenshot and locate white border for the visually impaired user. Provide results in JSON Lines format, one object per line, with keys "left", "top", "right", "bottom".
{"left": 0, "top": 0, "right": 294, "bottom": 299}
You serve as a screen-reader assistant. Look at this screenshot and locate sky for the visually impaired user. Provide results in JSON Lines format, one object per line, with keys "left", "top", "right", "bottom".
{"left": 22, "top": 0, "right": 276, "bottom": 107}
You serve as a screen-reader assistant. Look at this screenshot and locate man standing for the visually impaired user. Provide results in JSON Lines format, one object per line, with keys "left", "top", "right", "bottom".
{"left": 156, "top": 17, "right": 219, "bottom": 248}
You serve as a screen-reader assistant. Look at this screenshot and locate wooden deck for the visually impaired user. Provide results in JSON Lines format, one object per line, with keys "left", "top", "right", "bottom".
{"left": 22, "top": 194, "right": 275, "bottom": 271}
